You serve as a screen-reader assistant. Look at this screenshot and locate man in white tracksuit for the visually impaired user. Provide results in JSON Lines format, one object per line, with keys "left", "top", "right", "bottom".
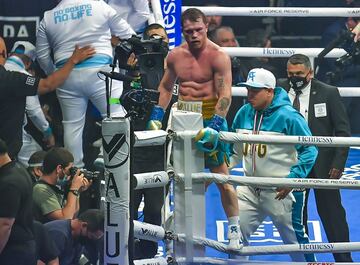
{"left": 5, "top": 41, "right": 55, "bottom": 166}
{"left": 230, "top": 68, "right": 318, "bottom": 261}
{"left": 36, "top": 0, "right": 136, "bottom": 167}
{"left": 106, "top": 0, "right": 150, "bottom": 33}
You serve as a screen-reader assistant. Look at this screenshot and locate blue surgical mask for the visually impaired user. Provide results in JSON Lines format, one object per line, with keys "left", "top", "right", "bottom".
{"left": 56, "top": 177, "right": 68, "bottom": 187}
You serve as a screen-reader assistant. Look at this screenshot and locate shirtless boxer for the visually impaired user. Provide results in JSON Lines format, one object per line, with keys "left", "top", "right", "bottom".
{"left": 147, "top": 8, "right": 241, "bottom": 249}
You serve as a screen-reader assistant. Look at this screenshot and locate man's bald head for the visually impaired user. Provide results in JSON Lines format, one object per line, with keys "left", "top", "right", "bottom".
{"left": 0, "top": 37, "right": 7, "bottom": 65}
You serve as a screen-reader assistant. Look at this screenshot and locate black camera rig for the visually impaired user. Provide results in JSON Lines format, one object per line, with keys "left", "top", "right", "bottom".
{"left": 318, "top": 29, "right": 360, "bottom": 84}
{"left": 101, "top": 35, "right": 167, "bottom": 120}
{"left": 69, "top": 166, "right": 100, "bottom": 181}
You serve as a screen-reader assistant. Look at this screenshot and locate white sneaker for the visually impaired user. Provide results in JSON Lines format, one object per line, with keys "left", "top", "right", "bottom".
{"left": 227, "top": 224, "right": 243, "bottom": 250}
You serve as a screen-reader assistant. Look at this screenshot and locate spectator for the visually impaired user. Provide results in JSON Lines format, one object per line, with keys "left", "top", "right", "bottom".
{"left": 0, "top": 138, "right": 36, "bottom": 265}
{"left": 5, "top": 41, "right": 55, "bottom": 166}
{"left": 207, "top": 14, "right": 223, "bottom": 32}
{"left": 45, "top": 209, "right": 104, "bottom": 265}
{"left": 33, "top": 147, "right": 91, "bottom": 223}
{"left": 244, "top": 28, "right": 284, "bottom": 78}
{"left": 0, "top": 36, "right": 95, "bottom": 160}
{"left": 278, "top": 54, "right": 352, "bottom": 262}
{"left": 27, "top": 150, "right": 47, "bottom": 183}
{"left": 209, "top": 26, "right": 239, "bottom": 48}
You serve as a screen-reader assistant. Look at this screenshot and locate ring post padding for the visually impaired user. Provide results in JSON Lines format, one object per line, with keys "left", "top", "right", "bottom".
{"left": 133, "top": 220, "right": 166, "bottom": 242}
{"left": 171, "top": 109, "right": 206, "bottom": 261}
{"left": 133, "top": 171, "right": 169, "bottom": 189}
{"left": 102, "top": 117, "right": 130, "bottom": 265}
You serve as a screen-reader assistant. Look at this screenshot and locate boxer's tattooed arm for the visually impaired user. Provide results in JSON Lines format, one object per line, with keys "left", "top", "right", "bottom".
{"left": 217, "top": 97, "right": 231, "bottom": 117}
{"left": 217, "top": 76, "right": 225, "bottom": 91}
{"left": 214, "top": 60, "right": 232, "bottom": 116}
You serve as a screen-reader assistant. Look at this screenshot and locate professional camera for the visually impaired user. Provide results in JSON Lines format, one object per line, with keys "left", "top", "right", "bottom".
{"left": 334, "top": 30, "right": 360, "bottom": 68}
{"left": 115, "top": 35, "right": 166, "bottom": 90}
{"left": 69, "top": 166, "right": 100, "bottom": 181}
{"left": 116, "top": 35, "right": 168, "bottom": 61}
{"left": 319, "top": 29, "right": 360, "bottom": 84}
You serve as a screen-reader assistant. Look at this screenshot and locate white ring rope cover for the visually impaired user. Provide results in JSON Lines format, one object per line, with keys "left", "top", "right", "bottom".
{"left": 176, "top": 234, "right": 360, "bottom": 256}
{"left": 132, "top": 221, "right": 360, "bottom": 256}
{"left": 185, "top": 173, "right": 360, "bottom": 190}
{"left": 175, "top": 131, "right": 360, "bottom": 147}
{"left": 182, "top": 6, "right": 360, "bottom": 17}
{"left": 220, "top": 131, "right": 360, "bottom": 146}
{"left": 223, "top": 47, "right": 346, "bottom": 58}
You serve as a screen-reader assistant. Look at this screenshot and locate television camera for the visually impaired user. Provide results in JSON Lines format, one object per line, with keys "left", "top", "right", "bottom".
{"left": 101, "top": 35, "right": 167, "bottom": 120}
{"left": 318, "top": 29, "right": 360, "bottom": 84}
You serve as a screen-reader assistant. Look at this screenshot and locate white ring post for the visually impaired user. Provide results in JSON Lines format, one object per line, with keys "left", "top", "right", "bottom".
{"left": 102, "top": 118, "right": 130, "bottom": 265}
{"left": 171, "top": 109, "right": 206, "bottom": 261}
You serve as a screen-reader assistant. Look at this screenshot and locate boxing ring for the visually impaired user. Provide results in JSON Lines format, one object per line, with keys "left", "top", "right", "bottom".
{"left": 101, "top": 4, "right": 360, "bottom": 265}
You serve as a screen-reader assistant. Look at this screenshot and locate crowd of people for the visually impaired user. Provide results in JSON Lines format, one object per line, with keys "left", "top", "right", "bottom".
{"left": 0, "top": 0, "right": 359, "bottom": 264}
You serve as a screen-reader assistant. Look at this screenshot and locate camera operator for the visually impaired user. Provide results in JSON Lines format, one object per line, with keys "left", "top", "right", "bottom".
{"left": 319, "top": 5, "right": 360, "bottom": 133}
{"left": 119, "top": 23, "right": 175, "bottom": 259}
{"left": 33, "top": 147, "right": 91, "bottom": 224}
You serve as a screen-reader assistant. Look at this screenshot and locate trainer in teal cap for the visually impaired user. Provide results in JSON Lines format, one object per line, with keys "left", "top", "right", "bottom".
{"left": 239, "top": 68, "right": 276, "bottom": 89}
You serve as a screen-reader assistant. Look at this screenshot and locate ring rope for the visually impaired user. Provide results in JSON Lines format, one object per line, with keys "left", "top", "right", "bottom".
{"left": 182, "top": 6, "right": 360, "bottom": 17}
{"left": 220, "top": 131, "right": 360, "bottom": 146}
{"left": 174, "top": 131, "right": 360, "bottom": 147}
{"left": 133, "top": 220, "right": 360, "bottom": 256}
{"left": 232, "top": 86, "right": 360, "bottom": 97}
{"left": 176, "top": 234, "right": 360, "bottom": 256}
{"left": 223, "top": 47, "right": 346, "bottom": 58}
{"left": 175, "top": 257, "right": 360, "bottom": 265}
{"left": 185, "top": 173, "right": 360, "bottom": 190}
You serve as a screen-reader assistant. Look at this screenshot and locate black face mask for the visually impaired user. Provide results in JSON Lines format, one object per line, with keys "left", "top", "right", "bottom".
{"left": 288, "top": 74, "right": 309, "bottom": 91}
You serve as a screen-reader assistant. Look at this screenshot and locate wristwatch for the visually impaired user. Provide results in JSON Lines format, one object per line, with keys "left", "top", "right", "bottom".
{"left": 69, "top": 189, "right": 80, "bottom": 197}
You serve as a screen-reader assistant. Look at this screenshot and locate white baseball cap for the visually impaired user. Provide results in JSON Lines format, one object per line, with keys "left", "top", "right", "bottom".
{"left": 10, "top": 41, "right": 36, "bottom": 61}
{"left": 240, "top": 68, "right": 276, "bottom": 89}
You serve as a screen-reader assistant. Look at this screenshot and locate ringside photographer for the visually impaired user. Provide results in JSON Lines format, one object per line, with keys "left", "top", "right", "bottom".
{"left": 33, "top": 147, "right": 92, "bottom": 224}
